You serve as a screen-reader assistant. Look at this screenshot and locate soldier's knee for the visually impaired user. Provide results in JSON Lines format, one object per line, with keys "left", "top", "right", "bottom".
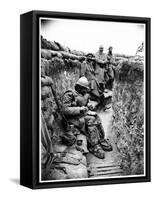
{"left": 79, "top": 117, "right": 86, "bottom": 129}
{"left": 84, "top": 115, "right": 95, "bottom": 123}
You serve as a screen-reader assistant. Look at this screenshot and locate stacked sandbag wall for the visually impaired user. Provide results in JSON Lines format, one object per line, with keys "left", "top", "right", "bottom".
{"left": 41, "top": 36, "right": 86, "bottom": 139}
{"left": 112, "top": 56, "right": 144, "bottom": 175}
{"left": 41, "top": 37, "right": 88, "bottom": 180}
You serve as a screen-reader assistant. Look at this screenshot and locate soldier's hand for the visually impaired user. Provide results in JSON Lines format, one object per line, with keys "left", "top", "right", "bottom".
{"left": 87, "top": 111, "right": 97, "bottom": 116}
{"left": 80, "top": 106, "right": 88, "bottom": 114}
{"left": 87, "top": 103, "right": 96, "bottom": 111}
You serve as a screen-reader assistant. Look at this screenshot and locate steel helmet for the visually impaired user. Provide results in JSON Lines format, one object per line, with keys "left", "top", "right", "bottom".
{"left": 99, "top": 45, "right": 104, "bottom": 50}
{"left": 108, "top": 46, "right": 113, "bottom": 50}
{"left": 86, "top": 53, "right": 95, "bottom": 58}
{"left": 76, "top": 77, "right": 89, "bottom": 89}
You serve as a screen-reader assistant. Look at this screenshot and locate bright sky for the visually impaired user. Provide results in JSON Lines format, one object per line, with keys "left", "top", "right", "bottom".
{"left": 40, "top": 18, "right": 145, "bottom": 55}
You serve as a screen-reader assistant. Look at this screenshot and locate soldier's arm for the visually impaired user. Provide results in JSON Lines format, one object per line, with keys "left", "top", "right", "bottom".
{"left": 62, "top": 93, "right": 81, "bottom": 116}
{"left": 108, "top": 55, "right": 116, "bottom": 66}
{"left": 96, "top": 59, "right": 108, "bottom": 68}
{"left": 112, "top": 56, "right": 117, "bottom": 66}
{"left": 80, "top": 62, "right": 87, "bottom": 77}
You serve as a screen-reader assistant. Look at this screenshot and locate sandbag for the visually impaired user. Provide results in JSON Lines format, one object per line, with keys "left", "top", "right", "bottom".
{"left": 64, "top": 147, "right": 87, "bottom": 166}
{"left": 41, "top": 143, "right": 48, "bottom": 165}
{"left": 61, "top": 51, "right": 85, "bottom": 61}
{"left": 46, "top": 167, "right": 69, "bottom": 180}
{"left": 61, "top": 131, "right": 76, "bottom": 146}
{"left": 42, "top": 97, "right": 57, "bottom": 123}
{"left": 41, "top": 76, "right": 53, "bottom": 86}
{"left": 54, "top": 41, "right": 71, "bottom": 53}
{"left": 54, "top": 41, "right": 65, "bottom": 51}
{"left": 41, "top": 58, "right": 51, "bottom": 76}
{"left": 41, "top": 49, "right": 52, "bottom": 60}
{"left": 49, "top": 41, "right": 60, "bottom": 51}
{"left": 65, "top": 147, "right": 83, "bottom": 160}
{"left": 43, "top": 97, "right": 56, "bottom": 112}
{"left": 41, "top": 86, "right": 50, "bottom": 99}
{"left": 71, "top": 49, "right": 85, "bottom": 56}
{"left": 41, "top": 36, "right": 60, "bottom": 51}
{"left": 46, "top": 149, "right": 88, "bottom": 180}
{"left": 47, "top": 162, "right": 88, "bottom": 180}
{"left": 53, "top": 143, "right": 68, "bottom": 153}
{"left": 54, "top": 154, "right": 80, "bottom": 165}
{"left": 61, "top": 51, "right": 77, "bottom": 60}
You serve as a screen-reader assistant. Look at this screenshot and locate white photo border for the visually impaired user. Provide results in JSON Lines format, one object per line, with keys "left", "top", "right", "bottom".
{"left": 39, "top": 17, "right": 146, "bottom": 183}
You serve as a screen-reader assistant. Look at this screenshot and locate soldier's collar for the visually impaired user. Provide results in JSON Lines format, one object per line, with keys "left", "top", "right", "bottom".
{"left": 74, "top": 90, "right": 83, "bottom": 97}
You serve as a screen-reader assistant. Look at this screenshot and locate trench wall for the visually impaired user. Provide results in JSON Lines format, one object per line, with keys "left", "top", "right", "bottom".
{"left": 112, "top": 59, "right": 144, "bottom": 175}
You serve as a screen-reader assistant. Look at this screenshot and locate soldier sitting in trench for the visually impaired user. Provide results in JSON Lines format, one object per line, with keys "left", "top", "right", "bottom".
{"left": 61, "top": 77, "right": 112, "bottom": 159}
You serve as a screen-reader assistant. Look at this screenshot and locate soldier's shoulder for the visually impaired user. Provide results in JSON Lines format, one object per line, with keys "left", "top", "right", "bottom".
{"left": 61, "top": 90, "right": 77, "bottom": 103}
{"left": 82, "top": 60, "right": 87, "bottom": 64}
{"left": 62, "top": 89, "right": 76, "bottom": 98}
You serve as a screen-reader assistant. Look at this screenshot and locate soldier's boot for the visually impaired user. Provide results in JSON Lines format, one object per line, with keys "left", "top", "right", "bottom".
{"left": 95, "top": 116, "right": 105, "bottom": 139}
{"left": 61, "top": 131, "right": 76, "bottom": 146}
{"left": 100, "top": 138, "right": 113, "bottom": 152}
{"left": 88, "top": 144, "right": 105, "bottom": 159}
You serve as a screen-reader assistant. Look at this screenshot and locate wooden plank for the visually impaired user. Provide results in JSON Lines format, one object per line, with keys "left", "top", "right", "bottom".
{"left": 89, "top": 173, "right": 123, "bottom": 178}
{"left": 89, "top": 169, "right": 123, "bottom": 174}
{"left": 88, "top": 164, "right": 121, "bottom": 170}
{"left": 89, "top": 170, "right": 123, "bottom": 177}
{"left": 89, "top": 168, "right": 122, "bottom": 173}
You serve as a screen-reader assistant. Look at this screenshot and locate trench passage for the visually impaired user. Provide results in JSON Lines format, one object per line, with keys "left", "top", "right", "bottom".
{"left": 86, "top": 108, "right": 124, "bottom": 178}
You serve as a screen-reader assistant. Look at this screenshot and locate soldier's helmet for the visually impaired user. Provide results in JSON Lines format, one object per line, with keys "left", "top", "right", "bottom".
{"left": 108, "top": 46, "right": 113, "bottom": 50}
{"left": 76, "top": 77, "right": 89, "bottom": 89}
{"left": 86, "top": 53, "right": 95, "bottom": 58}
{"left": 99, "top": 45, "right": 104, "bottom": 50}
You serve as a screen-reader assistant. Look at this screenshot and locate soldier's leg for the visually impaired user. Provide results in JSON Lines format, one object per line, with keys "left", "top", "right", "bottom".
{"left": 61, "top": 119, "right": 80, "bottom": 146}
{"left": 95, "top": 115, "right": 105, "bottom": 139}
{"left": 84, "top": 115, "right": 105, "bottom": 159}
{"left": 89, "top": 80, "right": 101, "bottom": 103}
{"left": 107, "top": 66, "right": 114, "bottom": 90}
{"left": 86, "top": 115, "right": 113, "bottom": 152}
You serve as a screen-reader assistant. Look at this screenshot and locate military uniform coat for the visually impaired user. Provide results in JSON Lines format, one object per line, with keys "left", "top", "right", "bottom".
{"left": 106, "top": 53, "right": 116, "bottom": 80}
{"left": 61, "top": 90, "right": 105, "bottom": 147}
{"left": 95, "top": 52, "right": 107, "bottom": 84}
{"left": 80, "top": 60, "right": 100, "bottom": 98}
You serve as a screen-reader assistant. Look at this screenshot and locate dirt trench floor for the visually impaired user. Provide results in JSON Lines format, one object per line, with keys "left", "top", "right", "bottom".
{"left": 86, "top": 108, "right": 124, "bottom": 178}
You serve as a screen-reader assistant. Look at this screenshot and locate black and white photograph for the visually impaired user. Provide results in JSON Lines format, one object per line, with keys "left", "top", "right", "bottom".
{"left": 40, "top": 17, "right": 146, "bottom": 182}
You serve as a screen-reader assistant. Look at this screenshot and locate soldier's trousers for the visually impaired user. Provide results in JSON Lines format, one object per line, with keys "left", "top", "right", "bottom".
{"left": 67, "top": 115, "right": 105, "bottom": 147}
